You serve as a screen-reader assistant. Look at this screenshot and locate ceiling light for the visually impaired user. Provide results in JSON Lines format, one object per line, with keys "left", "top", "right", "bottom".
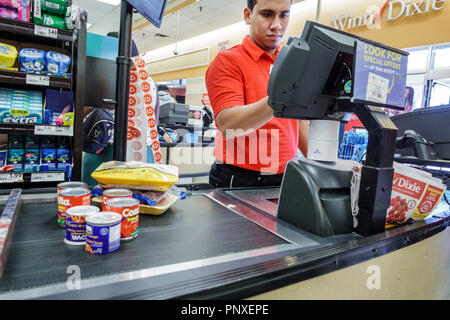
{"left": 87, "top": 23, "right": 92, "bottom": 29}
{"left": 95, "top": 0, "right": 121, "bottom": 6}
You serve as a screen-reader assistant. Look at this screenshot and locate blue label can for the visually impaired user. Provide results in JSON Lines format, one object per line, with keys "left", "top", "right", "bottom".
{"left": 65, "top": 205, "right": 100, "bottom": 245}
{"left": 85, "top": 212, "right": 122, "bottom": 255}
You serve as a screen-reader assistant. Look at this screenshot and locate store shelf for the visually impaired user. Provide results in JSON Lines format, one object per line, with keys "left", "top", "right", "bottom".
{"left": 0, "top": 70, "right": 71, "bottom": 89}
{"left": 0, "top": 17, "right": 74, "bottom": 42}
{"left": 0, "top": 171, "right": 66, "bottom": 185}
{"left": 0, "top": 124, "right": 73, "bottom": 136}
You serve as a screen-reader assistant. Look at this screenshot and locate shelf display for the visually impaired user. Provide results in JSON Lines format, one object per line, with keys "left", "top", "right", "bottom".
{"left": 0, "top": 3, "right": 85, "bottom": 187}
{"left": 1, "top": 134, "right": 72, "bottom": 175}
{"left": 32, "top": 0, "right": 81, "bottom": 31}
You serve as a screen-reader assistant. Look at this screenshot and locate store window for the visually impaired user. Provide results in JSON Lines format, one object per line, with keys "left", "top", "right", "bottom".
{"left": 431, "top": 43, "right": 450, "bottom": 69}
{"left": 429, "top": 78, "right": 450, "bottom": 107}
{"left": 407, "top": 48, "right": 428, "bottom": 73}
{"left": 404, "top": 42, "right": 450, "bottom": 110}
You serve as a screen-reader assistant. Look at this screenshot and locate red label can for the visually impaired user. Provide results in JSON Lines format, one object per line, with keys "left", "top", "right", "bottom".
{"left": 102, "top": 189, "right": 133, "bottom": 211}
{"left": 57, "top": 188, "right": 91, "bottom": 228}
{"left": 105, "top": 197, "right": 140, "bottom": 241}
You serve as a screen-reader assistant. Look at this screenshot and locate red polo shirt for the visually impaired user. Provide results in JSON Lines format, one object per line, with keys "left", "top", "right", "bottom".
{"left": 206, "top": 36, "right": 299, "bottom": 174}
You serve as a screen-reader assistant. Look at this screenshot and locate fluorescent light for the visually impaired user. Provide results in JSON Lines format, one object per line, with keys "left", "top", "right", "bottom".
{"left": 95, "top": 0, "right": 121, "bottom": 6}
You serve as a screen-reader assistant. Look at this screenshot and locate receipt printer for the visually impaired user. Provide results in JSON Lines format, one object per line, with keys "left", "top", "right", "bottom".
{"left": 159, "top": 102, "right": 189, "bottom": 125}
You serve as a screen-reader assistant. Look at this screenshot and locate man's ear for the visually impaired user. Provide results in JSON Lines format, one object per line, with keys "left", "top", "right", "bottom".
{"left": 244, "top": 8, "right": 251, "bottom": 25}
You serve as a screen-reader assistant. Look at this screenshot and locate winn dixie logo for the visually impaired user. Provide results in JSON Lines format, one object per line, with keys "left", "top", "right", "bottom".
{"left": 392, "top": 173, "right": 426, "bottom": 198}
{"left": 332, "top": 0, "right": 445, "bottom": 31}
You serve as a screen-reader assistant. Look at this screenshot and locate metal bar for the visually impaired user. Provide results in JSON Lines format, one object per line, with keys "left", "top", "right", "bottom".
{"left": 113, "top": 0, "right": 133, "bottom": 161}
{"left": 0, "top": 189, "right": 22, "bottom": 279}
{"left": 71, "top": 10, "right": 88, "bottom": 181}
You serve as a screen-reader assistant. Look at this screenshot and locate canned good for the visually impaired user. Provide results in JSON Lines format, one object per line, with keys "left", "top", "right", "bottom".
{"left": 57, "top": 187, "right": 91, "bottom": 227}
{"left": 105, "top": 197, "right": 140, "bottom": 241}
{"left": 65, "top": 205, "right": 100, "bottom": 245}
{"left": 85, "top": 212, "right": 122, "bottom": 255}
{"left": 57, "top": 181, "right": 88, "bottom": 192}
{"left": 102, "top": 188, "right": 133, "bottom": 211}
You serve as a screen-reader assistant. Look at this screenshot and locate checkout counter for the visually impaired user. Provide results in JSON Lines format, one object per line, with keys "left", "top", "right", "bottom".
{"left": 0, "top": 22, "right": 449, "bottom": 300}
{"left": 0, "top": 187, "right": 448, "bottom": 299}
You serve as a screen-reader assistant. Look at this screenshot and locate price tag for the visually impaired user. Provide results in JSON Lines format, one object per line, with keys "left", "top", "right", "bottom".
{"left": 0, "top": 173, "right": 24, "bottom": 184}
{"left": 31, "top": 172, "right": 65, "bottom": 183}
{"left": 34, "top": 125, "right": 73, "bottom": 136}
{"left": 34, "top": 25, "right": 58, "bottom": 39}
{"left": 26, "top": 74, "right": 50, "bottom": 86}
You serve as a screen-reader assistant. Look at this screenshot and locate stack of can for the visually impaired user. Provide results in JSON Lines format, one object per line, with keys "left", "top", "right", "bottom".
{"left": 57, "top": 182, "right": 141, "bottom": 255}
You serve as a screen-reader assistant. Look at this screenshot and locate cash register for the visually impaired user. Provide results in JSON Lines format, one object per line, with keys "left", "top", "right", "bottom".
{"left": 268, "top": 21, "right": 409, "bottom": 237}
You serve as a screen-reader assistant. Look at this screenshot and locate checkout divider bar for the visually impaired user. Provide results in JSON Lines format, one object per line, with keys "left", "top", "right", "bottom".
{"left": 0, "top": 189, "right": 22, "bottom": 280}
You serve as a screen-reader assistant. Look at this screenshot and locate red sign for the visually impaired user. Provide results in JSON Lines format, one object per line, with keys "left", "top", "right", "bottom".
{"left": 202, "top": 93, "right": 210, "bottom": 106}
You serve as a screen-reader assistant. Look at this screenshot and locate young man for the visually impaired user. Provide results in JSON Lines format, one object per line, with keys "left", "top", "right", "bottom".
{"left": 158, "top": 84, "right": 177, "bottom": 105}
{"left": 206, "top": 0, "right": 309, "bottom": 188}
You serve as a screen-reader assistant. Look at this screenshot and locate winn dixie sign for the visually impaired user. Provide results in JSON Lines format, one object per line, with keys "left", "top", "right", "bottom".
{"left": 332, "top": 0, "right": 445, "bottom": 31}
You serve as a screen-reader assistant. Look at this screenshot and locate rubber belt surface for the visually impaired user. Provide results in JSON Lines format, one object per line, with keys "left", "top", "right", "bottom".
{"left": 0, "top": 195, "right": 286, "bottom": 293}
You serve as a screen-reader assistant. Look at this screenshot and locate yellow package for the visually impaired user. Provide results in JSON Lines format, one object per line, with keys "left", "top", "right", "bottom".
{"left": 0, "top": 43, "right": 18, "bottom": 69}
{"left": 91, "top": 161, "right": 178, "bottom": 191}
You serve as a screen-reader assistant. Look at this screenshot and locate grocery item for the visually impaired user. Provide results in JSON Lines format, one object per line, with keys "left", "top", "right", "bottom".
{"left": 65, "top": 205, "right": 99, "bottom": 245}
{"left": 46, "top": 51, "right": 71, "bottom": 76}
{"left": 0, "top": 0, "right": 30, "bottom": 22}
{"left": 105, "top": 197, "right": 140, "bottom": 241}
{"left": 0, "top": 43, "right": 18, "bottom": 69}
{"left": 24, "top": 149, "right": 40, "bottom": 172}
{"left": 0, "top": 88, "right": 43, "bottom": 124}
{"left": 39, "top": 12, "right": 66, "bottom": 29}
{"left": 351, "top": 162, "right": 447, "bottom": 226}
{"left": 57, "top": 187, "right": 91, "bottom": 227}
{"left": 25, "top": 135, "right": 41, "bottom": 149}
{"left": 85, "top": 212, "right": 122, "bottom": 255}
{"left": 91, "top": 161, "right": 179, "bottom": 191}
{"left": 139, "top": 193, "right": 179, "bottom": 216}
{"left": 41, "top": 0, "right": 67, "bottom": 15}
{"left": 8, "top": 134, "right": 24, "bottom": 149}
{"left": 44, "top": 89, "right": 73, "bottom": 125}
{"left": 41, "top": 148, "right": 56, "bottom": 170}
{"left": 65, "top": 4, "right": 81, "bottom": 30}
{"left": 101, "top": 188, "right": 133, "bottom": 211}
{"left": 54, "top": 104, "right": 72, "bottom": 125}
{"left": 6, "top": 148, "right": 23, "bottom": 171}
{"left": 57, "top": 181, "right": 88, "bottom": 192}
{"left": 0, "top": 149, "right": 6, "bottom": 168}
{"left": 19, "top": 48, "right": 45, "bottom": 72}
{"left": 56, "top": 148, "right": 71, "bottom": 171}
{"left": 387, "top": 162, "right": 447, "bottom": 223}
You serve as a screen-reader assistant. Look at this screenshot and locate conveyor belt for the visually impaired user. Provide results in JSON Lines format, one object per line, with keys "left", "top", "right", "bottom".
{"left": 0, "top": 194, "right": 287, "bottom": 293}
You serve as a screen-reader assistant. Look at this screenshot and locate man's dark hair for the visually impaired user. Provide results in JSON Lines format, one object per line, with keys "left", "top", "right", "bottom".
{"left": 247, "top": 0, "right": 291, "bottom": 11}
{"left": 158, "top": 84, "right": 170, "bottom": 92}
{"left": 247, "top": 0, "right": 257, "bottom": 10}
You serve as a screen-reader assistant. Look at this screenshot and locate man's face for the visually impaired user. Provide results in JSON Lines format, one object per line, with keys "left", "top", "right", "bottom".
{"left": 244, "top": 0, "right": 291, "bottom": 55}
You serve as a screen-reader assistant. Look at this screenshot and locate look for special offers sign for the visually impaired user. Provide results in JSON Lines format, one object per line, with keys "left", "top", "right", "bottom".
{"left": 352, "top": 39, "right": 408, "bottom": 109}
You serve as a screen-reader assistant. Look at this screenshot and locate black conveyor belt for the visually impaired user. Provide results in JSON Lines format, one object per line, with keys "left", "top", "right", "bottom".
{"left": 0, "top": 194, "right": 286, "bottom": 293}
